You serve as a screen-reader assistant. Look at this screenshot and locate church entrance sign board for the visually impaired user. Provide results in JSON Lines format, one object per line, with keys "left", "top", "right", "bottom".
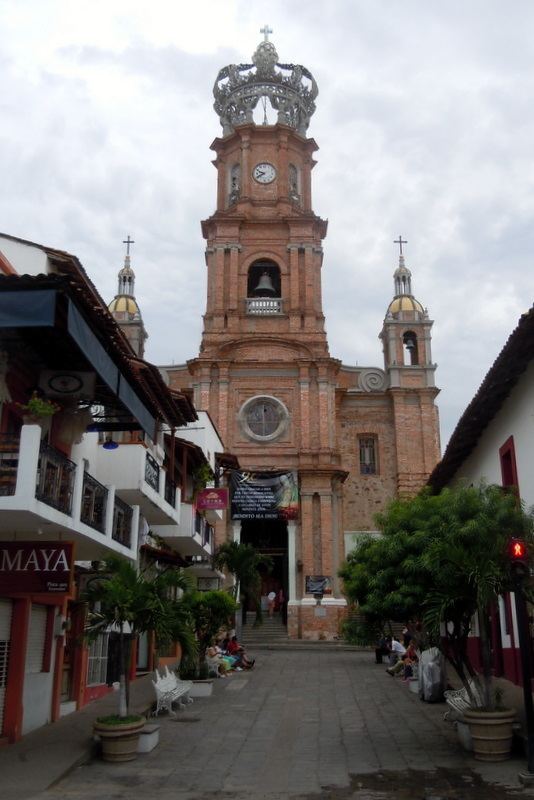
{"left": 230, "top": 471, "right": 299, "bottom": 521}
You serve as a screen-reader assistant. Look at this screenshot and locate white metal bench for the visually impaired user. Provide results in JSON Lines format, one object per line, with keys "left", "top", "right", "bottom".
{"left": 443, "top": 680, "right": 482, "bottom": 721}
{"left": 152, "top": 666, "right": 193, "bottom": 716}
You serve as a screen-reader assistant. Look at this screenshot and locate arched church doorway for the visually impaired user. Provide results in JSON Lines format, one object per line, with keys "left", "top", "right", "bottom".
{"left": 240, "top": 518, "right": 288, "bottom": 625}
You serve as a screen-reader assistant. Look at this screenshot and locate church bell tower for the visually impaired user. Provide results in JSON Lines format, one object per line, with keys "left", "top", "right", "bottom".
{"left": 199, "top": 32, "right": 330, "bottom": 372}
{"left": 166, "top": 30, "right": 441, "bottom": 640}
{"left": 168, "top": 31, "right": 348, "bottom": 640}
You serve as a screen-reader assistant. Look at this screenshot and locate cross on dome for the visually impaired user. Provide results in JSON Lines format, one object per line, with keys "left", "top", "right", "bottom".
{"left": 260, "top": 24, "right": 273, "bottom": 42}
{"left": 393, "top": 235, "right": 407, "bottom": 256}
{"left": 123, "top": 235, "right": 135, "bottom": 257}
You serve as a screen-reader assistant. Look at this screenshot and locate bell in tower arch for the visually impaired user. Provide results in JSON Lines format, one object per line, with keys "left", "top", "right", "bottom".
{"left": 253, "top": 271, "right": 276, "bottom": 296}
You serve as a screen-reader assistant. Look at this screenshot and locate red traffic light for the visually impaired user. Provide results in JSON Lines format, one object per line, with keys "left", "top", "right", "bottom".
{"left": 508, "top": 539, "right": 528, "bottom": 561}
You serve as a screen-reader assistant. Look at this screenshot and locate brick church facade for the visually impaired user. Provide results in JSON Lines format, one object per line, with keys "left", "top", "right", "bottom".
{"left": 164, "top": 34, "right": 441, "bottom": 639}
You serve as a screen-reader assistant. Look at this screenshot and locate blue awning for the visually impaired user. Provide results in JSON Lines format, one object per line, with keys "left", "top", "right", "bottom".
{"left": 0, "top": 289, "right": 56, "bottom": 328}
{"left": 0, "top": 287, "right": 157, "bottom": 440}
{"left": 67, "top": 301, "right": 119, "bottom": 394}
{"left": 119, "top": 375, "right": 156, "bottom": 441}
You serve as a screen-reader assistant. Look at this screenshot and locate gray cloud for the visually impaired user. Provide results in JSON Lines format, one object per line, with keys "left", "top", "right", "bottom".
{"left": 1, "top": 1, "right": 533, "bottom": 449}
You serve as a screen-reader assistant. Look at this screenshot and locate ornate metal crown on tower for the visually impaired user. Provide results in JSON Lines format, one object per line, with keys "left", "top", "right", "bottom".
{"left": 213, "top": 29, "right": 318, "bottom": 136}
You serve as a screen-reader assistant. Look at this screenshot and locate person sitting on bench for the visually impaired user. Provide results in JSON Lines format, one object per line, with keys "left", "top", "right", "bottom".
{"left": 387, "top": 640, "right": 417, "bottom": 677}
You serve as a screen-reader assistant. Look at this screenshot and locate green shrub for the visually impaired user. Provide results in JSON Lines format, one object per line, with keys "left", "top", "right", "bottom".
{"left": 341, "top": 616, "right": 381, "bottom": 646}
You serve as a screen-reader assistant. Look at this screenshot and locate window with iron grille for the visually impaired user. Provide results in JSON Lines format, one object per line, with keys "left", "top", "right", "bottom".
{"left": 359, "top": 436, "right": 378, "bottom": 475}
{"left": 87, "top": 633, "right": 109, "bottom": 686}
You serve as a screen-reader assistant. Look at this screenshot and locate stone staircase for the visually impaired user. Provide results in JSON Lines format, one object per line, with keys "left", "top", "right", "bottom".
{"left": 239, "top": 611, "right": 368, "bottom": 652}
{"left": 240, "top": 612, "right": 288, "bottom": 647}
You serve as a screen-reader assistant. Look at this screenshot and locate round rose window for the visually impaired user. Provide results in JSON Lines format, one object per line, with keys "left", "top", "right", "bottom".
{"left": 239, "top": 396, "right": 289, "bottom": 442}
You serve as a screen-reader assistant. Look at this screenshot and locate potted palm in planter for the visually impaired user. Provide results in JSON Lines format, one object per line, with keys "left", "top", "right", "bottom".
{"left": 421, "top": 484, "right": 534, "bottom": 761}
{"left": 84, "top": 556, "right": 196, "bottom": 761}
{"left": 179, "top": 590, "right": 237, "bottom": 695}
{"left": 212, "top": 541, "right": 272, "bottom": 627}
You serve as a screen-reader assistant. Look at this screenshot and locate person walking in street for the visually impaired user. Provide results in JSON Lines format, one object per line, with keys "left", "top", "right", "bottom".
{"left": 267, "top": 589, "right": 276, "bottom": 618}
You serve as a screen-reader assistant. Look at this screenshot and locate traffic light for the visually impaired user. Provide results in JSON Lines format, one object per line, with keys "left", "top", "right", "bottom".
{"left": 508, "top": 538, "right": 529, "bottom": 579}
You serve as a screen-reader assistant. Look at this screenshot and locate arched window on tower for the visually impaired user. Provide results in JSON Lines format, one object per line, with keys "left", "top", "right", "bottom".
{"left": 288, "top": 164, "right": 300, "bottom": 204}
{"left": 246, "top": 259, "right": 282, "bottom": 315}
{"left": 228, "top": 163, "right": 241, "bottom": 206}
{"left": 403, "top": 331, "right": 419, "bottom": 365}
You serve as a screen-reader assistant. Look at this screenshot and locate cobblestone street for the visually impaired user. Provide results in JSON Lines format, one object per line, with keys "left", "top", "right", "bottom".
{"left": 33, "top": 650, "right": 534, "bottom": 799}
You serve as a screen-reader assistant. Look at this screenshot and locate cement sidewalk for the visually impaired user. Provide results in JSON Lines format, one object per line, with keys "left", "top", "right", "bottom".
{"left": 12, "top": 650, "right": 534, "bottom": 800}
{"left": 0, "top": 674, "right": 154, "bottom": 800}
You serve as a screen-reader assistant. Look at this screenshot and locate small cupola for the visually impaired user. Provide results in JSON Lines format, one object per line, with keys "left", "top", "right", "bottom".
{"left": 108, "top": 236, "right": 147, "bottom": 358}
{"left": 386, "top": 238, "right": 426, "bottom": 321}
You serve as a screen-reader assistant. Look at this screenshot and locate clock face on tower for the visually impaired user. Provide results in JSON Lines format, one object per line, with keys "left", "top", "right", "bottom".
{"left": 252, "top": 162, "right": 276, "bottom": 184}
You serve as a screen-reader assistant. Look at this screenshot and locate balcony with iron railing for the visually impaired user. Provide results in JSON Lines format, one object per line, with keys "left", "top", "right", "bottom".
{"left": 80, "top": 472, "right": 107, "bottom": 533}
{"left": 164, "top": 474, "right": 177, "bottom": 509}
{"left": 94, "top": 443, "right": 180, "bottom": 526}
{"left": 152, "top": 501, "right": 214, "bottom": 558}
{"left": 112, "top": 495, "right": 133, "bottom": 548}
{"left": 0, "top": 426, "right": 138, "bottom": 559}
{"left": 36, "top": 442, "right": 76, "bottom": 515}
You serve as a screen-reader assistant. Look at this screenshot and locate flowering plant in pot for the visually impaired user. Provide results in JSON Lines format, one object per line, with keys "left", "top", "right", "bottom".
{"left": 17, "top": 391, "right": 61, "bottom": 419}
{"left": 17, "top": 391, "right": 60, "bottom": 435}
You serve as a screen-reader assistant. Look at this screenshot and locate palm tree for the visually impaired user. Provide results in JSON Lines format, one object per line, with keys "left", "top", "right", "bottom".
{"left": 180, "top": 590, "right": 237, "bottom": 674}
{"left": 213, "top": 541, "right": 273, "bottom": 624}
{"left": 84, "top": 555, "right": 196, "bottom": 718}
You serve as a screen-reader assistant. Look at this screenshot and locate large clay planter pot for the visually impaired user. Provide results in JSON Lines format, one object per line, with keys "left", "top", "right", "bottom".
{"left": 93, "top": 716, "right": 146, "bottom": 762}
{"left": 463, "top": 708, "right": 516, "bottom": 761}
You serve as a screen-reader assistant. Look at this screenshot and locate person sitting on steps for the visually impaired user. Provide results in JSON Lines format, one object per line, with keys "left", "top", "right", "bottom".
{"left": 386, "top": 636, "right": 406, "bottom": 668}
{"left": 227, "top": 635, "right": 255, "bottom": 669}
{"left": 387, "top": 640, "right": 418, "bottom": 677}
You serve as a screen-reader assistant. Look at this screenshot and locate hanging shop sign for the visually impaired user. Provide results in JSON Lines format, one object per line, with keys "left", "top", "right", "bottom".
{"left": 0, "top": 541, "right": 74, "bottom": 595}
{"left": 196, "top": 488, "right": 229, "bottom": 511}
{"left": 230, "top": 471, "right": 299, "bottom": 520}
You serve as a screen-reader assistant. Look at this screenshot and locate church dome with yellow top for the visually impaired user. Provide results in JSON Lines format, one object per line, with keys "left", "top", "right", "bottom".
{"left": 108, "top": 241, "right": 142, "bottom": 321}
{"left": 387, "top": 295, "right": 424, "bottom": 316}
{"left": 108, "top": 295, "right": 141, "bottom": 318}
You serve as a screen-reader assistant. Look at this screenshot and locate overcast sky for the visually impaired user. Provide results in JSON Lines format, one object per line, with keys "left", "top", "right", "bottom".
{"left": 1, "top": 0, "right": 533, "bottom": 449}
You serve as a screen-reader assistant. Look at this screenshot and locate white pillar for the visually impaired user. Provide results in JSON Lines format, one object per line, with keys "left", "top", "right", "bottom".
{"left": 104, "top": 485, "right": 115, "bottom": 540}
{"left": 71, "top": 458, "right": 85, "bottom": 524}
{"left": 287, "top": 522, "right": 296, "bottom": 602}
{"left": 129, "top": 505, "right": 140, "bottom": 560}
{"left": 232, "top": 521, "right": 241, "bottom": 543}
{"left": 15, "top": 424, "right": 41, "bottom": 498}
